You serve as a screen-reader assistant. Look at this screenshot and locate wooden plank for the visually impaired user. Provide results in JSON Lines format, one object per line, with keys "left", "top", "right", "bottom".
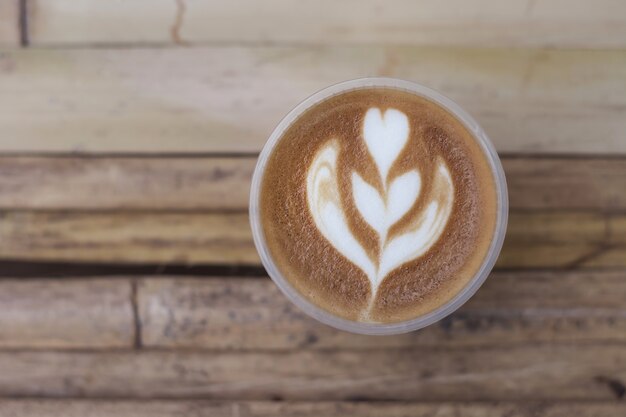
{"left": 0, "top": 157, "right": 253, "bottom": 211}
{"left": 0, "top": 211, "right": 623, "bottom": 268}
{"left": 0, "top": 0, "right": 19, "bottom": 46}
{"left": 1, "top": 48, "right": 625, "bottom": 154}
{"left": 0, "top": 279, "right": 134, "bottom": 349}
{"left": 1, "top": 400, "right": 624, "bottom": 417}
{"left": 1, "top": 157, "right": 625, "bottom": 211}
{"left": 26, "top": 0, "right": 178, "bottom": 46}
{"left": 504, "top": 157, "right": 626, "bottom": 211}
{"left": 612, "top": 215, "right": 626, "bottom": 242}
{"left": 26, "top": 0, "right": 626, "bottom": 48}
{"left": 505, "top": 212, "right": 607, "bottom": 244}
{"left": 0, "top": 212, "right": 257, "bottom": 264}
{"left": 498, "top": 212, "right": 626, "bottom": 269}
{"left": 138, "top": 271, "right": 626, "bottom": 350}
{"left": 0, "top": 346, "right": 624, "bottom": 399}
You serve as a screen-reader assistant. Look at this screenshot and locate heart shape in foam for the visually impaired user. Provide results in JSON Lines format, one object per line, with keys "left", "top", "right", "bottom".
{"left": 363, "top": 108, "right": 410, "bottom": 183}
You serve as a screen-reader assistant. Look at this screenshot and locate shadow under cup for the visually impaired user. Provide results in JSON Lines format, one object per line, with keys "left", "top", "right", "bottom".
{"left": 249, "top": 78, "right": 509, "bottom": 335}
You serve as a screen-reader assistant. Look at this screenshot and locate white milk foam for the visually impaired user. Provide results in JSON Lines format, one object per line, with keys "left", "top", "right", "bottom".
{"left": 306, "top": 108, "right": 454, "bottom": 295}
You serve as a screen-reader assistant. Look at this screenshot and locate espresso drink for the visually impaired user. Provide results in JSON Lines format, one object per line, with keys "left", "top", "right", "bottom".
{"left": 259, "top": 87, "right": 498, "bottom": 323}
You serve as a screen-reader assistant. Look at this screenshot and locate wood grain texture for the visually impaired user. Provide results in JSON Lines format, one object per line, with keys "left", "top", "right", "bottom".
{"left": 25, "top": 0, "right": 626, "bottom": 48}
{"left": 0, "top": 0, "right": 19, "bottom": 46}
{"left": 1, "top": 157, "right": 625, "bottom": 211}
{"left": 138, "top": 271, "right": 626, "bottom": 350}
{"left": 498, "top": 212, "right": 626, "bottom": 269}
{"left": 0, "top": 212, "right": 257, "bottom": 264}
{"left": 0, "top": 279, "right": 133, "bottom": 349}
{"left": 0, "top": 157, "right": 253, "bottom": 210}
{"left": 1, "top": 47, "right": 625, "bottom": 154}
{"left": 8, "top": 0, "right": 626, "bottom": 409}
{"left": 0, "top": 346, "right": 624, "bottom": 400}
{"left": 504, "top": 157, "right": 626, "bottom": 211}
{"left": 0, "top": 211, "right": 623, "bottom": 268}
{"left": 1, "top": 400, "right": 625, "bottom": 417}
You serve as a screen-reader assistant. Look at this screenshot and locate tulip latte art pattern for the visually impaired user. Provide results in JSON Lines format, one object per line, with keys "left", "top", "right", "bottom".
{"left": 307, "top": 108, "right": 454, "bottom": 296}
{"left": 259, "top": 88, "right": 497, "bottom": 323}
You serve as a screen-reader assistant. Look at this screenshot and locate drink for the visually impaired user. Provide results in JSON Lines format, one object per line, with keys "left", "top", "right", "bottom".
{"left": 250, "top": 78, "right": 507, "bottom": 334}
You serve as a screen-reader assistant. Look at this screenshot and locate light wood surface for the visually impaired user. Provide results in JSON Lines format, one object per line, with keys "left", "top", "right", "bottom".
{"left": 138, "top": 271, "right": 626, "bottom": 350}
{"left": 1, "top": 47, "right": 625, "bottom": 154}
{"left": 1, "top": 156, "right": 625, "bottom": 211}
{"left": 1, "top": 400, "right": 625, "bottom": 417}
{"left": 25, "top": 0, "right": 626, "bottom": 48}
{"left": 0, "top": 346, "right": 624, "bottom": 399}
{"left": 0, "top": 0, "right": 19, "bottom": 46}
{"left": 0, "top": 279, "right": 133, "bottom": 349}
{"left": 0, "top": 211, "right": 623, "bottom": 268}
{"left": 1, "top": 1, "right": 625, "bottom": 413}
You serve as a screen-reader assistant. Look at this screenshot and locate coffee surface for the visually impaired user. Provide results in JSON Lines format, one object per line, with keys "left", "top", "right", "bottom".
{"left": 260, "top": 88, "right": 497, "bottom": 323}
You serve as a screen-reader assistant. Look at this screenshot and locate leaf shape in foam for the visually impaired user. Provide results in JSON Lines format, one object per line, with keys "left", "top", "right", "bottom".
{"left": 378, "top": 161, "right": 454, "bottom": 282}
{"left": 386, "top": 170, "right": 421, "bottom": 227}
{"left": 363, "top": 108, "right": 410, "bottom": 182}
{"left": 306, "top": 141, "right": 377, "bottom": 283}
{"left": 351, "top": 172, "right": 386, "bottom": 236}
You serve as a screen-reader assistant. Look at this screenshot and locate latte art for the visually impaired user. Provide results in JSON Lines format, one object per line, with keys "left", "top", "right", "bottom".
{"left": 258, "top": 87, "right": 499, "bottom": 323}
{"left": 307, "top": 108, "right": 454, "bottom": 302}
{"left": 307, "top": 140, "right": 378, "bottom": 284}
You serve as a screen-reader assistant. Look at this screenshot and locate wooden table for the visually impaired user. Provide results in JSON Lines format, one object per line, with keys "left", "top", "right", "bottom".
{"left": 1, "top": 1, "right": 625, "bottom": 416}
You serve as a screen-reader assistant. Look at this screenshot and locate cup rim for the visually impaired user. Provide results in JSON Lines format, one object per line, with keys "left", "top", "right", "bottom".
{"left": 249, "top": 77, "right": 509, "bottom": 335}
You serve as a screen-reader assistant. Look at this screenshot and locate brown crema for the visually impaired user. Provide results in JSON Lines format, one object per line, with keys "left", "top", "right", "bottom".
{"left": 260, "top": 88, "right": 497, "bottom": 323}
